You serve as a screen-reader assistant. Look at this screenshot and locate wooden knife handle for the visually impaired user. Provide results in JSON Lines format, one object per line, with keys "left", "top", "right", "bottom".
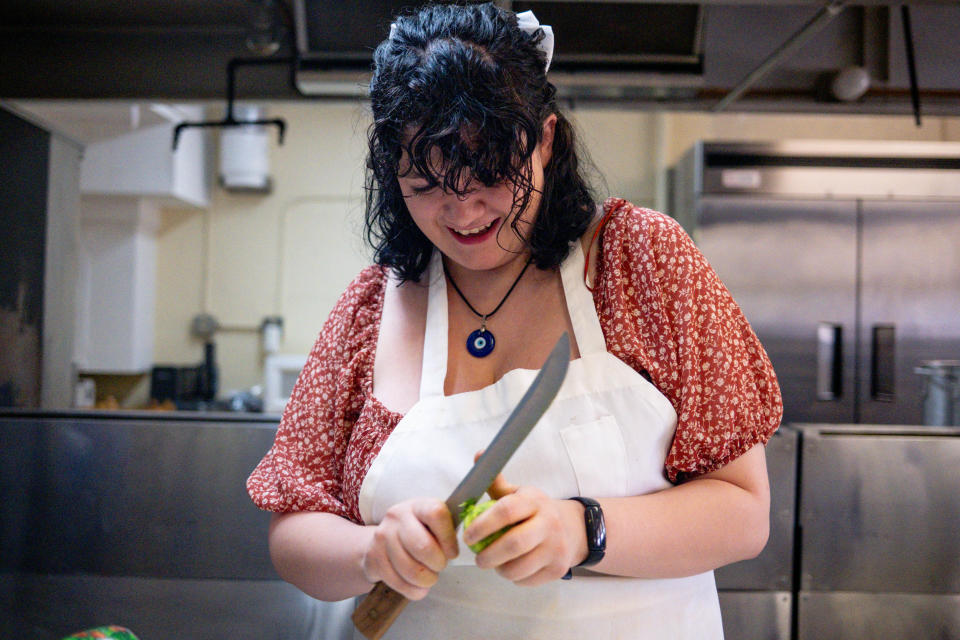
{"left": 351, "top": 581, "right": 410, "bottom": 639}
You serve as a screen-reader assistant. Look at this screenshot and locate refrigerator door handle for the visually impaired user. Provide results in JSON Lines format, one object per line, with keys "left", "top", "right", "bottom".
{"left": 871, "top": 324, "right": 897, "bottom": 401}
{"left": 817, "top": 323, "right": 844, "bottom": 400}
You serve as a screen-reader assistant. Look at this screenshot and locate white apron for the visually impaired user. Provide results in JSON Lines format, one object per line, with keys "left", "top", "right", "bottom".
{"left": 357, "top": 243, "right": 724, "bottom": 639}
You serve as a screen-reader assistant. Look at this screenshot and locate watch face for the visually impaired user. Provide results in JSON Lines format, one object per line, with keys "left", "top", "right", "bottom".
{"left": 585, "top": 506, "right": 606, "bottom": 550}
{"left": 573, "top": 498, "right": 605, "bottom": 566}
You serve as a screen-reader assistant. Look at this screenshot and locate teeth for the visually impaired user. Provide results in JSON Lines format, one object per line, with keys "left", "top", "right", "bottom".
{"left": 454, "top": 221, "right": 494, "bottom": 236}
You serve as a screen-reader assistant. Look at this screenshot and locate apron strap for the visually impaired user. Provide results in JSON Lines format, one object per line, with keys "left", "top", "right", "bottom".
{"left": 560, "top": 241, "right": 608, "bottom": 356}
{"left": 420, "top": 250, "right": 448, "bottom": 399}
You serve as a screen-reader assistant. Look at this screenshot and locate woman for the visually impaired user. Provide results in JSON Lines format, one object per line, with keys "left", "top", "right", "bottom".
{"left": 248, "top": 4, "right": 782, "bottom": 638}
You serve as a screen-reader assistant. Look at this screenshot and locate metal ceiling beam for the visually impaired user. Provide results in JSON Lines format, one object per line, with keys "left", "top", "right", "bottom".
{"left": 505, "top": 0, "right": 949, "bottom": 3}
{"left": 713, "top": 1, "right": 847, "bottom": 112}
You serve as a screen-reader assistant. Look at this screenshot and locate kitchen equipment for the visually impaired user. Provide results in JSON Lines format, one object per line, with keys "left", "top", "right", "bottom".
{"left": 796, "top": 423, "right": 960, "bottom": 639}
{"left": 260, "top": 316, "right": 283, "bottom": 354}
{"left": 150, "top": 365, "right": 198, "bottom": 405}
{"left": 149, "top": 342, "right": 218, "bottom": 409}
{"left": 219, "top": 105, "right": 272, "bottom": 192}
{"left": 263, "top": 353, "right": 307, "bottom": 414}
{"left": 0, "top": 409, "right": 324, "bottom": 638}
{"left": 714, "top": 425, "right": 797, "bottom": 640}
{"left": 915, "top": 360, "right": 960, "bottom": 426}
{"left": 673, "top": 141, "right": 960, "bottom": 425}
{"left": 351, "top": 332, "right": 570, "bottom": 640}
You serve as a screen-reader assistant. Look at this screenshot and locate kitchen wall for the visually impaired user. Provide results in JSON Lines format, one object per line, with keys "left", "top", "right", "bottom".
{"left": 153, "top": 102, "right": 960, "bottom": 399}
{"left": 153, "top": 101, "right": 369, "bottom": 403}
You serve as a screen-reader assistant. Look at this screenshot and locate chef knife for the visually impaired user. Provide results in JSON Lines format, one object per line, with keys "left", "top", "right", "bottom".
{"left": 351, "top": 331, "right": 570, "bottom": 640}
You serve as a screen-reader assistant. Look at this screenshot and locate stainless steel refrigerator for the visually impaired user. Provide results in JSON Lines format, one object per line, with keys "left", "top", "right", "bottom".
{"left": 673, "top": 141, "right": 960, "bottom": 425}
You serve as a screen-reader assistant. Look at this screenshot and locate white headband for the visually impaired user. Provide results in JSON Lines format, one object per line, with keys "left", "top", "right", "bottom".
{"left": 388, "top": 10, "right": 555, "bottom": 73}
{"left": 515, "top": 10, "right": 554, "bottom": 72}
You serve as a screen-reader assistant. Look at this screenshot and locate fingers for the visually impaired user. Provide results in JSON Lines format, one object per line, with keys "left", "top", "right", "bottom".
{"left": 487, "top": 472, "right": 520, "bottom": 499}
{"left": 492, "top": 541, "right": 564, "bottom": 586}
{"left": 465, "top": 488, "right": 577, "bottom": 586}
{"left": 473, "top": 450, "right": 520, "bottom": 500}
{"left": 366, "top": 538, "right": 431, "bottom": 600}
{"left": 463, "top": 490, "right": 534, "bottom": 548}
{"left": 362, "top": 498, "right": 459, "bottom": 601}
{"left": 413, "top": 499, "right": 460, "bottom": 561}
{"left": 363, "top": 521, "right": 433, "bottom": 600}
{"left": 471, "top": 503, "right": 543, "bottom": 573}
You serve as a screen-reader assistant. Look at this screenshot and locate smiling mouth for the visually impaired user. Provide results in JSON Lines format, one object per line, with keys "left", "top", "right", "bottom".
{"left": 452, "top": 220, "right": 496, "bottom": 237}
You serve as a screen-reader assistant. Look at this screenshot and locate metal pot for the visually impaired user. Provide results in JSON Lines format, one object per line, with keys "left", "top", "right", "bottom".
{"left": 914, "top": 360, "right": 960, "bottom": 426}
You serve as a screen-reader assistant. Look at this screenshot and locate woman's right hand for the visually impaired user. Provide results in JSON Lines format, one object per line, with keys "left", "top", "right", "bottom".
{"left": 360, "top": 498, "right": 460, "bottom": 600}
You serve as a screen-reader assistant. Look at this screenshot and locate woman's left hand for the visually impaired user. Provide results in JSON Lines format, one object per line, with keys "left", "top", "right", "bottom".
{"left": 463, "top": 473, "right": 587, "bottom": 586}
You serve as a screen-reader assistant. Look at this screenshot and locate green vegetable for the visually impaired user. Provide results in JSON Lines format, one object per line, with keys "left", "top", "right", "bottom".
{"left": 459, "top": 498, "right": 513, "bottom": 553}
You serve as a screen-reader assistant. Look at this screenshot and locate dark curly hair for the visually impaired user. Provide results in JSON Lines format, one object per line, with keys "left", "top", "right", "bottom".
{"left": 364, "top": 2, "right": 597, "bottom": 282}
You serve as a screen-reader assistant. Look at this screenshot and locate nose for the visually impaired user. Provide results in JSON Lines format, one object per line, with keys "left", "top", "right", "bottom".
{"left": 444, "top": 184, "right": 484, "bottom": 217}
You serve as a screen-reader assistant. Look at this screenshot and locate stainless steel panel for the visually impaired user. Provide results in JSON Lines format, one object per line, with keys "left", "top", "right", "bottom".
{"left": 695, "top": 140, "right": 960, "bottom": 200}
{"left": 0, "top": 572, "right": 354, "bottom": 640}
{"left": 799, "top": 424, "right": 960, "bottom": 593}
{"left": 696, "top": 196, "right": 859, "bottom": 424}
{"left": 715, "top": 426, "right": 796, "bottom": 591}
{"left": 798, "top": 591, "right": 960, "bottom": 640}
{"left": 0, "top": 414, "right": 279, "bottom": 579}
{"left": 859, "top": 200, "right": 960, "bottom": 425}
{"left": 717, "top": 591, "right": 791, "bottom": 640}
{"left": 703, "top": 165, "right": 960, "bottom": 200}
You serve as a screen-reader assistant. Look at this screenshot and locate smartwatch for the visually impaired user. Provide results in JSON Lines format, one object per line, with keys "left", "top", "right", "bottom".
{"left": 569, "top": 496, "right": 606, "bottom": 567}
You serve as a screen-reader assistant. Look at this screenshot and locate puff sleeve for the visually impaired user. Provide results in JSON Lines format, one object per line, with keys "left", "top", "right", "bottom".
{"left": 247, "top": 266, "right": 386, "bottom": 516}
{"left": 594, "top": 199, "right": 783, "bottom": 483}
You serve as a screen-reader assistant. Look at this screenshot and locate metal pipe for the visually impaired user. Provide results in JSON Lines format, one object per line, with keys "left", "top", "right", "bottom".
{"left": 172, "top": 56, "right": 293, "bottom": 149}
{"left": 901, "top": 5, "right": 922, "bottom": 126}
{"left": 713, "top": 1, "right": 847, "bottom": 112}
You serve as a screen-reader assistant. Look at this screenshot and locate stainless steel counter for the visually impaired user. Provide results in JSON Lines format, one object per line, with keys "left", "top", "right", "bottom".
{"left": 0, "top": 410, "right": 350, "bottom": 639}
{"left": 715, "top": 425, "right": 797, "bottom": 640}
{"left": 5, "top": 413, "right": 957, "bottom": 639}
{"left": 1, "top": 410, "right": 279, "bottom": 579}
{"left": 796, "top": 423, "right": 960, "bottom": 640}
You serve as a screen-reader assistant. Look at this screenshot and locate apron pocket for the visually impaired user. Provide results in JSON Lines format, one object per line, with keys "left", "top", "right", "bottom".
{"left": 559, "top": 415, "right": 628, "bottom": 497}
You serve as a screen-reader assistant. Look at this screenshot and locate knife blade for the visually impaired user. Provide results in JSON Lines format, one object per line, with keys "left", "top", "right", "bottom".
{"left": 352, "top": 331, "right": 570, "bottom": 639}
{"left": 444, "top": 331, "right": 571, "bottom": 526}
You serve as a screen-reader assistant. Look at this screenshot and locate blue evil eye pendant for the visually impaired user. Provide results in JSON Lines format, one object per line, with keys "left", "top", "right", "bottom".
{"left": 466, "top": 319, "right": 495, "bottom": 358}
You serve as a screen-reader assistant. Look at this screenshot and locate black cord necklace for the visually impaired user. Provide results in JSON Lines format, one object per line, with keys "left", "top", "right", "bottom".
{"left": 444, "top": 256, "right": 534, "bottom": 358}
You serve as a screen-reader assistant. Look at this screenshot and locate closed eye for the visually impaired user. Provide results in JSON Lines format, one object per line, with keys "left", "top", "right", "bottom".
{"left": 411, "top": 184, "right": 438, "bottom": 195}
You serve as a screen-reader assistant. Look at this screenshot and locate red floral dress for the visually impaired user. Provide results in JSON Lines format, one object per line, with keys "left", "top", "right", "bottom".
{"left": 247, "top": 198, "right": 783, "bottom": 522}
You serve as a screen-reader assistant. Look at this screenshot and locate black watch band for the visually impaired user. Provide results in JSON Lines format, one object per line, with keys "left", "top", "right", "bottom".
{"left": 569, "top": 496, "right": 606, "bottom": 567}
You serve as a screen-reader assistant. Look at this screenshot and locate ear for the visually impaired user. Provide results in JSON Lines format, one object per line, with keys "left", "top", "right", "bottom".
{"left": 538, "top": 113, "right": 558, "bottom": 167}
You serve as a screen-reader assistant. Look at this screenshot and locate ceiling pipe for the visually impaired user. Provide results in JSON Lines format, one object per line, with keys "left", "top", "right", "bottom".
{"left": 713, "top": 0, "right": 847, "bottom": 112}
{"left": 171, "top": 56, "right": 292, "bottom": 149}
{"left": 900, "top": 5, "right": 922, "bottom": 126}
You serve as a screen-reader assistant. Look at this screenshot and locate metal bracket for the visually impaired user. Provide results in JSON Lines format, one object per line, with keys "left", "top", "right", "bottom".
{"left": 172, "top": 56, "right": 296, "bottom": 149}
